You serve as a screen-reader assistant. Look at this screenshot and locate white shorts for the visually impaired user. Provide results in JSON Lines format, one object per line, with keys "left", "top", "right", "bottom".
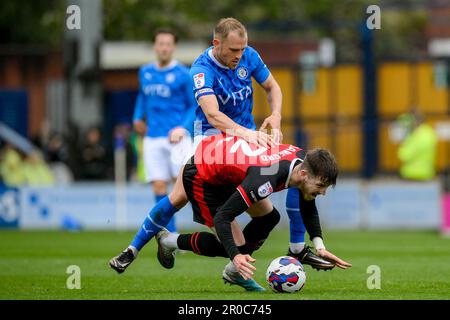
{"left": 143, "top": 136, "right": 193, "bottom": 182}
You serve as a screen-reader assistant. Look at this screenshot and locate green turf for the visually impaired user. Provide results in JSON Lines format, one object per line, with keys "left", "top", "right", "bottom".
{"left": 0, "top": 229, "right": 449, "bottom": 300}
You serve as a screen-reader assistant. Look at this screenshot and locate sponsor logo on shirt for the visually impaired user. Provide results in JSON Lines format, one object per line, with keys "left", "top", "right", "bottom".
{"left": 143, "top": 84, "right": 171, "bottom": 97}
{"left": 260, "top": 145, "right": 298, "bottom": 162}
{"left": 217, "top": 86, "right": 252, "bottom": 106}
{"left": 258, "top": 182, "right": 273, "bottom": 197}
{"left": 193, "top": 73, "right": 205, "bottom": 89}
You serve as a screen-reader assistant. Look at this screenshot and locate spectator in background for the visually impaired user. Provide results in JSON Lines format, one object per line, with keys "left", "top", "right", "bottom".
{"left": 22, "top": 151, "right": 55, "bottom": 186}
{"left": 0, "top": 145, "right": 55, "bottom": 187}
{"left": 45, "top": 132, "right": 74, "bottom": 184}
{"left": 80, "top": 126, "right": 108, "bottom": 180}
{"left": 0, "top": 144, "right": 26, "bottom": 187}
{"left": 397, "top": 112, "right": 438, "bottom": 181}
{"left": 45, "top": 132, "right": 69, "bottom": 164}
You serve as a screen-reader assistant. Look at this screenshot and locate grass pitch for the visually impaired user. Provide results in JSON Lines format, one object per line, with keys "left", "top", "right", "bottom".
{"left": 0, "top": 229, "right": 449, "bottom": 300}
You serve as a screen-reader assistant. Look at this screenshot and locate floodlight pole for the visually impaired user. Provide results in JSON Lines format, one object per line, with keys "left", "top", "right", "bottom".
{"left": 360, "top": 21, "right": 378, "bottom": 179}
{"left": 63, "top": 0, "right": 103, "bottom": 133}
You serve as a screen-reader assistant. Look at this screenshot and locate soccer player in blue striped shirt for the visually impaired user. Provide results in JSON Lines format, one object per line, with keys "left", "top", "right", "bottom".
{"left": 131, "top": 28, "right": 196, "bottom": 233}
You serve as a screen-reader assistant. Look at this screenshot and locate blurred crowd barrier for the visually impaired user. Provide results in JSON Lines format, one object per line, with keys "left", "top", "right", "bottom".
{"left": 0, "top": 179, "right": 443, "bottom": 232}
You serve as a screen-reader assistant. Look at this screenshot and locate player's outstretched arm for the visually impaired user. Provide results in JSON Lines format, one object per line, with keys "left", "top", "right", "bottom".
{"left": 316, "top": 248, "right": 352, "bottom": 270}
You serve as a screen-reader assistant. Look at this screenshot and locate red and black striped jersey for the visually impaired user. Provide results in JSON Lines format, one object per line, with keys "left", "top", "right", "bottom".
{"left": 193, "top": 133, "right": 305, "bottom": 205}
{"left": 189, "top": 134, "right": 322, "bottom": 260}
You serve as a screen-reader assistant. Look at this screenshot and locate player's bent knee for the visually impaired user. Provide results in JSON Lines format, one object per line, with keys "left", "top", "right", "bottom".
{"left": 168, "top": 189, "right": 188, "bottom": 208}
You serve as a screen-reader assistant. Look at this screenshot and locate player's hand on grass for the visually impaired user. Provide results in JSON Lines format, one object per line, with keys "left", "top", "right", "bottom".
{"left": 169, "top": 126, "right": 187, "bottom": 143}
{"left": 316, "top": 248, "right": 352, "bottom": 270}
{"left": 233, "top": 254, "right": 257, "bottom": 280}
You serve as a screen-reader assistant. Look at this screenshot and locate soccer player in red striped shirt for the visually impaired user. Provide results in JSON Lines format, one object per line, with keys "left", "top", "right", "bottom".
{"left": 155, "top": 134, "right": 351, "bottom": 291}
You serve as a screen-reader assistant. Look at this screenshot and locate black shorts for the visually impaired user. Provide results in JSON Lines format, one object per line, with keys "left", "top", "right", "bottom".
{"left": 182, "top": 160, "right": 236, "bottom": 227}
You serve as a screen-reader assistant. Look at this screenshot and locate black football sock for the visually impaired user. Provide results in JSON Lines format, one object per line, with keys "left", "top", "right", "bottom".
{"left": 240, "top": 207, "right": 280, "bottom": 255}
{"left": 177, "top": 232, "right": 228, "bottom": 257}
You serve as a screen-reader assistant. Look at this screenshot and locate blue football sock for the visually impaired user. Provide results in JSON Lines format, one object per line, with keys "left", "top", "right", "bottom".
{"left": 165, "top": 217, "right": 177, "bottom": 232}
{"left": 155, "top": 194, "right": 177, "bottom": 232}
{"left": 286, "top": 187, "right": 306, "bottom": 244}
{"left": 130, "top": 196, "right": 179, "bottom": 251}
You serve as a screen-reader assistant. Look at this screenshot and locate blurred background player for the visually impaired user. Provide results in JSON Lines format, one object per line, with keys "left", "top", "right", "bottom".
{"left": 131, "top": 28, "right": 196, "bottom": 237}
{"left": 110, "top": 18, "right": 333, "bottom": 278}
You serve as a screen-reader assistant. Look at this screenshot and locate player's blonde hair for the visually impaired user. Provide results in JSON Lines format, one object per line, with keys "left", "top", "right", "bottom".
{"left": 213, "top": 17, "right": 247, "bottom": 40}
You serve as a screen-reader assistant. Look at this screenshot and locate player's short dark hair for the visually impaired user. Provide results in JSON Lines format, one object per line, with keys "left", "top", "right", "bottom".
{"left": 302, "top": 148, "right": 338, "bottom": 187}
{"left": 214, "top": 17, "right": 247, "bottom": 40}
{"left": 152, "top": 28, "right": 178, "bottom": 43}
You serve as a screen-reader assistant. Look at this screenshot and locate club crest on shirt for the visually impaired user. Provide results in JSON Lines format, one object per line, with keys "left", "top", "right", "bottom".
{"left": 258, "top": 181, "right": 273, "bottom": 197}
{"left": 165, "top": 72, "right": 175, "bottom": 83}
{"left": 193, "top": 73, "right": 205, "bottom": 88}
{"left": 144, "top": 72, "right": 152, "bottom": 80}
{"left": 237, "top": 67, "right": 248, "bottom": 80}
